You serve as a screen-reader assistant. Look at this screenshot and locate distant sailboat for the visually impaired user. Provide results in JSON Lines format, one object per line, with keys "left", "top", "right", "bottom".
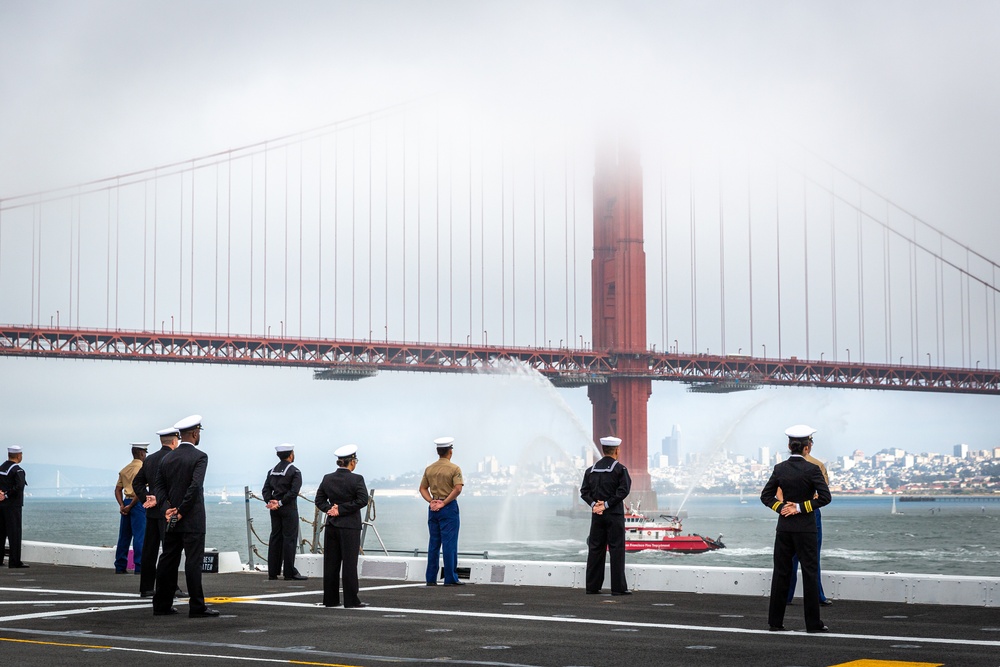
{"left": 738, "top": 486, "right": 748, "bottom": 504}
{"left": 891, "top": 496, "right": 901, "bottom": 515}
{"left": 219, "top": 486, "right": 232, "bottom": 505}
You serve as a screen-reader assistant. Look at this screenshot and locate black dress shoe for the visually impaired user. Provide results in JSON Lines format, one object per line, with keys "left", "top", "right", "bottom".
{"left": 611, "top": 590, "right": 632, "bottom": 596}
{"left": 425, "top": 582, "right": 438, "bottom": 586}
{"left": 10, "top": 563, "right": 29, "bottom": 569}
{"left": 806, "top": 625, "right": 830, "bottom": 633}
{"left": 153, "top": 607, "right": 179, "bottom": 616}
{"left": 585, "top": 590, "right": 601, "bottom": 594}
{"left": 819, "top": 599, "right": 833, "bottom": 606}
{"left": 189, "top": 608, "right": 221, "bottom": 618}
{"left": 268, "top": 576, "right": 278, "bottom": 581}
{"left": 344, "top": 602, "right": 368, "bottom": 608}
{"left": 443, "top": 580, "right": 465, "bottom": 586}
{"left": 140, "top": 590, "right": 154, "bottom": 598}
{"left": 768, "top": 625, "right": 787, "bottom": 631}
{"left": 285, "top": 574, "right": 308, "bottom": 581}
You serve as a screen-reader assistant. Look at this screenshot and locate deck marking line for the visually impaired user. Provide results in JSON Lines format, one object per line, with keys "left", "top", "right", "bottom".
{"left": 215, "top": 599, "right": 1000, "bottom": 648}
{"left": 1, "top": 636, "right": 113, "bottom": 649}
{"left": 0, "top": 603, "right": 148, "bottom": 622}
{"left": 0, "top": 599, "right": 148, "bottom": 605}
{"left": 829, "top": 661, "right": 944, "bottom": 667}
{"left": 0, "top": 586, "right": 141, "bottom": 598}
{"left": 0, "top": 627, "right": 544, "bottom": 667}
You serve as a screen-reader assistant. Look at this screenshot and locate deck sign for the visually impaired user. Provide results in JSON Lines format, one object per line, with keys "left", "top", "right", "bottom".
{"left": 201, "top": 552, "right": 219, "bottom": 573}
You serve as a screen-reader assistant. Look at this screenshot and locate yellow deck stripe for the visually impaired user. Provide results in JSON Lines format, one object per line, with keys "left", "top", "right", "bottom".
{"left": 1, "top": 636, "right": 112, "bottom": 650}
{"left": 829, "top": 661, "right": 943, "bottom": 667}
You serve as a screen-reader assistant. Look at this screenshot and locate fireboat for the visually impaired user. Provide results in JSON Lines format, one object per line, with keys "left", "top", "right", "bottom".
{"left": 624, "top": 504, "right": 726, "bottom": 553}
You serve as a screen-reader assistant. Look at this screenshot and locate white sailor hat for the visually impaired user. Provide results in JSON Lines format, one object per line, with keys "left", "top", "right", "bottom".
{"left": 7, "top": 445, "right": 22, "bottom": 455}
{"left": 275, "top": 443, "right": 295, "bottom": 453}
{"left": 334, "top": 444, "right": 358, "bottom": 459}
{"left": 173, "top": 414, "right": 204, "bottom": 432}
{"left": 130, "top": 442, "right": 150, "bottom": 451}
{"left": 434, "top": 436, "right": 455, "bottom": 449}
{"left": 599, "top": 436, "right": 622, "bottom": 448}
{"left": 156, "top": 427, "right": 180, "bottom": 437}
{"left": 784, "top": 424, "right": 817, "bottom": 439}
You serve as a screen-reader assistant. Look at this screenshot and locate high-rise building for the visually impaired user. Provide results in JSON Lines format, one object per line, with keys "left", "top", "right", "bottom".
{"left": 661, "top": 424, "right": 681, "bottom": 466}
{"left": 758, "top": 446, "right": 770, "bottom": 466}
{"left": 954, "top": 443, "right": 969, "bottom": 459}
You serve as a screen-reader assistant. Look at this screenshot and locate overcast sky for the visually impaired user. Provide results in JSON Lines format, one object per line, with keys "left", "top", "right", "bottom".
{"left": 2, "top": 1, "right": 999, "bottom": 485}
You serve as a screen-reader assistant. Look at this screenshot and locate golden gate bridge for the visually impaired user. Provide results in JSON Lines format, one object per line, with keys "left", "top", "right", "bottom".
{"left": 2, "top": 101, "right": 998, "bottom": 506}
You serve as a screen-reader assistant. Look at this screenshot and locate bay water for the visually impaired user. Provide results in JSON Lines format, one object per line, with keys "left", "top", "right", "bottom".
{"left": 21, "top": 493, "right": 999, "bottom": 577}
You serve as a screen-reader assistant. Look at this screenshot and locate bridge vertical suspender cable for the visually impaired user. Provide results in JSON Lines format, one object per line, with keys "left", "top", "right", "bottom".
{"left": 115, "top": 178, "right": 121, "bottom": 331}
{"left": 369, "top": 117, "right": 374, "bottom": 343}
{"left": 747, "top": 167, "right": 754, "bottom": 358}
{"left": 572, "top": 145, "right": 578, "bottom": 349}
{"left": 228, "top": 152, "right": 234, "bottom": 337}
{"left": 263, "top": 148, "right": 268, "bottom": 337}
{"left": 299, "top": 142, "right": 305, "bottom": 338}
{"left": 212, "top": 164, "right": 220, "bottom": 331}
{"left": 689, "top": 160, "right": 696, "bottom": 354}
{"left": 190, "top": 163, "right": 195, "bottom": 334}
{"left": 883, "top": 202, "right": 890, "bottom": 363}
{"left": 434, "top": 108, "right": 439, "bottom": 344}
{"left": 910, "top": 216, "right": 916, "bottom": 365}
{"left": 479, "top": 128, "right": 484, "bottom": 345}
{"left": 544, "top": 154, "right": 552, "bottom": 347}
{"left": 719, "top": 168, "right": 725, "bottom": 355}
{"left": 857, "top": 204, "right": 864, "bottom": 362}
{"left": 533, "top": 151, "right": 538, "bottom": 346}
{"left": 829, "top": 182, "right": 836, "bottom": 362}
{"left": 467, "top": 124, "right": 473, "bottom": 345}
{"left": 774, "top": 165, "right": 782, "bottom": 359}
{"left": 564, "top": 148, "right": 569, "bottom": 348}
{"left": 802, "top": 175, "right": 808, "bottom": 360}
{"left": 385, "top": 119, "right": 390, "bottom": 342}
{"left": 659, "top": 160, "right": 666, "bottom": 352}
{"left": 283, "top": 145, "right": 289, "bottom": 338}
{"left": 351, "top": 127, "right": 357, "bottom": 341}
{"left": 500, "top": 140, "right": 506, "bottom": 346}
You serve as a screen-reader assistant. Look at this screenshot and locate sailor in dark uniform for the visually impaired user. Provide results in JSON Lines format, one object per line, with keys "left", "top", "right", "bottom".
{"left": 760, "top": 424, "right": 832, "bottom": 633}
{"left": 315, "top": 444, "right": 370, "bottom": 608}
{"left": 262, "top": 443, "right": 307, "bottom": 581}
{"left": 133, "top": 427, "right": 181, "bottom": 597}
{"left": 152, "top": 415, "right": 219, "bottom": 618}
{"left": 0, "top": 445, "right": 29, "bottom": 568}
{"left": 580, "top": 436, "right": 632, "bottom": 595}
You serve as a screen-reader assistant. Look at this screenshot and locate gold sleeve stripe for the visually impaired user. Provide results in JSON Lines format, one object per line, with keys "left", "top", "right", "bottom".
{"left": 771, "top": 502, "right": 782, "bottom": 512}
{"left": 804, "top": 500, "right": 813, "bottom": 513}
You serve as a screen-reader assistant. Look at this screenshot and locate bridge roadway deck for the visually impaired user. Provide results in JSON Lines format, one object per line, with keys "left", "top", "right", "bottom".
{"left": 1, "top": 564, "right": 998, "bottom": 667}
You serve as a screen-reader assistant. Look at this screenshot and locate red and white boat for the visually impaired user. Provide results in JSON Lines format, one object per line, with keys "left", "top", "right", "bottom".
{"left": 624, "top": 506, "right": 726, "bottom": 553}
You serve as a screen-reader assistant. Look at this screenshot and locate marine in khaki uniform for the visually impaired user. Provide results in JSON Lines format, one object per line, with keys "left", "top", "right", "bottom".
{"left": 419, "top": 437, "right": 464, "bottom": 586}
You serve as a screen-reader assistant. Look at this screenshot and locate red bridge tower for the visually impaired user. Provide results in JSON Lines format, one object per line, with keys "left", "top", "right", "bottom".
{"left": 588, "top": 139, "right": 656, "bottom": 509}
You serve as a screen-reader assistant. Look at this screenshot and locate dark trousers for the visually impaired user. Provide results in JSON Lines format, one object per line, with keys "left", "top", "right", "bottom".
{"left": 139, "top": 515, "right": 166, "bottom": 594}
{"left": 153, "top": 530, "right": 206, "bottom": 615}
{"left": 768, "top": 530, "right": 823, "bottom": 631}
{"left": 585, "top": 512, "right": 627, "bottom": 594}
{"left": 114, "top": 499, "right": 146, "bottom": 572}
{"left": 323, "top": 525, "right": 361, "bottom": 607}
{"left": 425, "top": 501, "right": 460, "bottom": 584}
{"left": 787, "top": 509, "right": 827, "bottom": 602}
{"left": 0, "top": 505, "right": 23, "bottom": 567}
{"left": 267, "top": 504, "right": 300, "bottom": 578}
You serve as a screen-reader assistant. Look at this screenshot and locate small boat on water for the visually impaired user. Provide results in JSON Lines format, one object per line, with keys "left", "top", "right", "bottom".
{"left": 624, "top": 505, "right": 726, "bottom": 553}
{"left": 219, "top": 487, "right": 232, "bottom": 505}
